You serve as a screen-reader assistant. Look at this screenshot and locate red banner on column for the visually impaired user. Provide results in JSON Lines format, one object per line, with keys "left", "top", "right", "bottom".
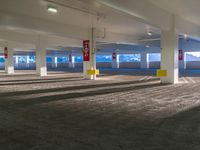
{"left": 112, "top": 52, "right": 116, "bottom": 60}
{"left": 4, "top": 47, "right": 8, "bottom": 59}
{"left": 179, "top": 50, "right": 184, "bottom": 60}
{"left": 83, "top": 40, "right": 90, "bottom": 61}
{"left": 69, "top": 54, "right": 72, "bottom": 62}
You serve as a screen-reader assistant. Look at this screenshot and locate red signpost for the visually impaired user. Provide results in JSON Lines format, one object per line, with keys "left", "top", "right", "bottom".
{"left": 112, "top": 52, "right": 116, "bottom": 60}
{"left": 4, "top": 47, "right": 8, "bottom": 59}
{"left": 83, "top": 40, "right": 90, "bottom": 61}
{"left": 179, "top": 50, "right": 184, "bottom": 60}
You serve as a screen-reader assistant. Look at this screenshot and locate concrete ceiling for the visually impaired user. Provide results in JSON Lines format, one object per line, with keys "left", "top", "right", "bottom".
{"left": 148, "top": 0, "right": 200, "bottom": 26}
{"left": 0, "top": 0, "right": 200, "bottom": 51}
{"left": 0, "top": 0, "right": 159, "bottom": 40}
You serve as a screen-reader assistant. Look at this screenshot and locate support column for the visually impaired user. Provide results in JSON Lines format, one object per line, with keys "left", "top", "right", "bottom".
{"left": 184, "top": 52, "right": 186, "bottom": 69}
{"left": 83, "top": 28, "right": 97, "bottom": 80}
{"left": 68, "top": 54, "right": 75, "bottom": 68}
{"left": 15, "top": 56, "right": 19, "bottom": 67}
{"left": 141, "top": 51, "right": 149, "bottom": 69}
{"left": 52, "top": 56, "right": 57, "bottom": 68}
{"left": 5, "top": 47, "right": 14, "bottom": 74}
{"left": 112, "top": 52, "right": 119, "bottom": 68}
{"left": 161, "top": 17, "right": 179, "bottom": 84}
{"left": 26, "top": 55, "right": 30, "bottom": 67}
{"left": 36, "top": 35, "right": 47, "bottom": 76}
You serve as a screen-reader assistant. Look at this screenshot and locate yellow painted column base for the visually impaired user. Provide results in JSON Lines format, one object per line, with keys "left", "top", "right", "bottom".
{"left": 87, "top": 69, "right": 100, "bottom": 75}
{"left": 156, "top": 70, "right": 167, "bottom": 77}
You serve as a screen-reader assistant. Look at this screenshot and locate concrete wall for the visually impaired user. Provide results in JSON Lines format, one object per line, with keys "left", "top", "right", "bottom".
{"left": 47, "top": 63, "right": 52, "bottom": 68}
{"left": 0, "top": 63, "right": 4, "bottom": 69}
{"left": 149, "top": 61, "right": 160, "bottom": 69}
{"left": 15, "top": 63, "right": 35, "bottom": 68}
{"left": 57, "top": 63, "right": 68, "bottom": 68}
{"left": 119, "top": 62, "right": 141, "bottom": 68}
{"left": 96, "top": 62, "right": 112, "bottom": 68}
{"left": 75, "top": 62, "right": 83, "bottom": 68}
{"left": 186, "top": 61, "right": 200, "bottom": 69}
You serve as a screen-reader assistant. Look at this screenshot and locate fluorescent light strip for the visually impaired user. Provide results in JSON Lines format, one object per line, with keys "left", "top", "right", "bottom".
{"left": 48, "top": 7, "right": 58, "bottom": 13}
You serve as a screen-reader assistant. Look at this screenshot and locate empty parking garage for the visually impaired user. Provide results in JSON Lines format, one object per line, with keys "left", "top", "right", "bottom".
{"left": 1, "top": 0, "right": 200, "bottom": 150}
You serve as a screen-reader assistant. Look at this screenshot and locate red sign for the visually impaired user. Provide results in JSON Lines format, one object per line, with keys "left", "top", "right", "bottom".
{"left": 112, "top": 52, "right": 116, "bottom": 60}
{"left": 4, "top": 47, "right": 8, "bottom": 59}
{"left": 69, "top": 54, "right": 72, "bottom": 62}
{"left": 179, "top": 50, "right": 184, "bottom": 60}
{"left": 83, "top": 40, "right": 90, "bottom": 61}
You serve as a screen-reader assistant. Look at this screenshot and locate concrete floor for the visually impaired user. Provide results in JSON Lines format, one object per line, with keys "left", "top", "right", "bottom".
{"left": 1, "top": 70, "right": 200, "bottom": 150}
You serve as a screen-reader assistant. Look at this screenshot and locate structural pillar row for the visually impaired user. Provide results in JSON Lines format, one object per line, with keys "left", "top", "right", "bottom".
{"left": 36, "top": 35, "right": 47, "bottom": 76}
{"left": 5, "top": 46, "right": 14, "bottom": 74}
{"left": 83, "top": 28, "right": 97, "bottom": 80}
{"left": 140, "top": 51, "right": 149, "bottom": 69}
{"left": 160, "top": 17, "right": 179, "bottom": 84}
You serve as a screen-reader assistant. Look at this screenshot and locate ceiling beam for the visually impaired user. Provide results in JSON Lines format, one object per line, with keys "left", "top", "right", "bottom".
{"left": 98, "top": 32, "right": 139, "bottom": 45}
{"left": 176, "top": 16, "right": 200, "bottom": 38}
{"left": 96, "top": 0, "right": 172, "bottom": 30}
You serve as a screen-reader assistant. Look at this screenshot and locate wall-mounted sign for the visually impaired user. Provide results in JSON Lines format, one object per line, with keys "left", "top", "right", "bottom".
{"left": 83, "top": 40, "right": 90, "bottom": 61}
{"left": 112, "top": 52, "right": 116, "bottom": 60}
{"left": 4, "top": 47, "right": 8, "bottom": 59}
{"left": 179, "top": 50, "right": 184, "bottom": 60}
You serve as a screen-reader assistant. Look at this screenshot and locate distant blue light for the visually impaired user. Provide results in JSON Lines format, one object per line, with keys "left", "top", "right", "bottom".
{"left": 75, "top": 56, "right": 83, "bottom": 62}
{"left": 149, "top": 53, "right": 161, "bottom": 62}
{"left": 186, "top": 52, "right": 200, "bottom": 61}
{"left": 119, "top": 54, "right": 141, "bottom": 62}
{"left": 96, "top": 55, "right": 112, "bottom": 62}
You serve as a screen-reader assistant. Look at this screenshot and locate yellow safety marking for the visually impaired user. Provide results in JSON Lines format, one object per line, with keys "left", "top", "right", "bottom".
{"left": 87, "top": 69, "right": 100, "bottom": 75}
{"left": 156, "top": 70, "right": 167, "bottom": 77}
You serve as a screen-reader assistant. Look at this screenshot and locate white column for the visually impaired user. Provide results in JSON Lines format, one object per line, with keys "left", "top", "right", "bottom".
{"left": 161, "top": 17, "right": 179, "bottom": 84}
{"left": 68, "top": 54, "right": 75, "bottom": 68}
{"left": 26, "top": 55, "right": 30, "bottom": 67}
{"left": 112, "top": 53, "right": 119, "bottom": 68}
{"left": 52, "top": 56, "right": 57, "bottom": 68}
{"left": 36, "top": 35, "right": 47, "bottom": 76}
{"left": 141, "top": 51, "right": 149, "bottom": 69}
{"left": 184, "top": 52, "right": 186, "bottom": 69}
{"left": 5, "top": 47, "right": 14, "bottom": 74}
{"left": 15, "top": 56, "right": 19, "bottom": 67}
{"left": 83, "top": 28, "right": 97, "bottom": 80}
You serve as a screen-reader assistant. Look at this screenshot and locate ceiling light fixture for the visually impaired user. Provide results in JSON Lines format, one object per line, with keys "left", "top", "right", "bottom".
{"left": 147, "top": 31, "right": 152, "bottom": 36}
{"left": 45, "top": 0, "right": 103, "bottom": 17}
{"left": 184, "top": 34, "right": 188, "bottom": 38}
{"left": 47, "top": 6, "right": 58, "bottom": 13}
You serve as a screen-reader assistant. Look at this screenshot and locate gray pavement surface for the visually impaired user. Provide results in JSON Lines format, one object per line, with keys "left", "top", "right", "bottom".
{"left": 0, "top": 70, "right": 200, "bottom": 150}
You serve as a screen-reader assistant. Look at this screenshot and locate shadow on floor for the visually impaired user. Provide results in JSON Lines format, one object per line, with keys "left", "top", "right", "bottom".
{"left": 1, "top": 81, "right": 163, "bottom": 107}
{"left": 144, "top": 105, "right": 200, "bottom": 150}
{"left": 0, "top": 78, "right": 85, "bottom": 86}
{"left": 0, "top": 78, "right": 160, "bottom": 97}
{"left": 0, "top": 76, "right": 82, "bottom": 83}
